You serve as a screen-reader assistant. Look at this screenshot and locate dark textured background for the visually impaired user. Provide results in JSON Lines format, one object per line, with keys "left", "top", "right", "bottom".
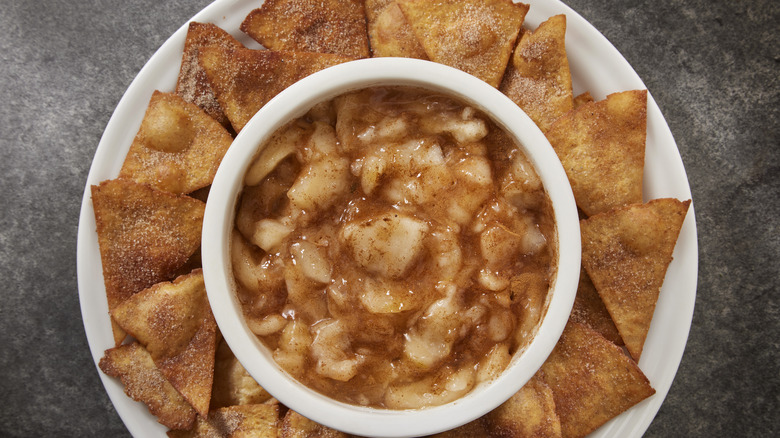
{"left": 0, "top": 0, "right": 777, "bottom": 436}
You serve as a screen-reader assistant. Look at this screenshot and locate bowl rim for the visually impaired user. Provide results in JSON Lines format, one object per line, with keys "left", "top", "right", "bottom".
{"left": 202, "top": 57, "right": 580, "bottom": 438}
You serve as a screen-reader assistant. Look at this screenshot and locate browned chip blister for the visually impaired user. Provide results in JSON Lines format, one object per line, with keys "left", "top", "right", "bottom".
{"left": 168, "top": 404, "right": 280, "bottom": 438}
{"left": 365, "top": 0, "right": 428, "bottom": 59}
{"left": 397, "top": 0, "right": 528, "bottom": 87}
{"left": 91, "top": 179, "right": 205, "bottom": 344}
{"left": 175, "top": 22, "right": 244, "bottom": 130}
{"left": 570, "top": 268, "right": 623, "bottom": 345}
{"left": 111, "top": 269, "right": 217, "bottom": 417}
{"left": 546, "top": 89, "right": 648, "bottom": 216}
{"left": 118, "top": 91, "right": 233, "bottom": 194}
{"left": 199, "top": 46, "right": 354, "bottom": 132}
{"left": 540, "top": 321, "right": 656, "bottom": 438}
{"left": 210, "top": 338, "right": 272, "bottom": 410}
{"left": 100, "top": 342, "right": 197, "bottom": 430}
{"left": 280, "top": 410, "right": 351, "bottom": 437}
{"left": 580, "top": 198, "right": 691, "bottom": 360}
{"left": 240, "top": 0, "right": 370, "bottom": 58}
{"left": 500, "top": 14, "right": 573, "bottom": 133}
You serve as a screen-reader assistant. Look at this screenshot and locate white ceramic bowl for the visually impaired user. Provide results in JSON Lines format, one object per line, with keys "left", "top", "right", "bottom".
{"left": 202, "top": 57, "right": 580, "bottom": 438}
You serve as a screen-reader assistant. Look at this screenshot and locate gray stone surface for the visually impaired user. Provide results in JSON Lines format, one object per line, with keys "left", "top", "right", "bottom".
{"left": 0, "top": 0, "right": 776, "bottom": 437}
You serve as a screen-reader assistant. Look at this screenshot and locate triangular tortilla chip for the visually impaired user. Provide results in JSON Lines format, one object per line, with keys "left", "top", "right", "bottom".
{"left": 569, "top": 268, "right": 623, "bottom": 345}
{"left": 397, "top": 0, "right": 528, "bottom": 87}
{"left": 365, "top": 0, "right": 428, "bottom": 59}
{"left": 483, "top": 372, "right": 562, "bottom": 437}
{"left": 100, "top": 342, "right": 197, "bottom": 430}
{"left": 540, "top": 321, "right": 655, "bottom": 438}
{"left": 112, "top": 270, "right": 217, "bottom": 417}
{"left": 199, "top": 46, "right": 354, "bottom": 132}
{"left": 500, "top": 14, "right": 573, "bottom": 132}
{"left": 545, "top": 89, "right": 647, "bottom": 216}
{"left": 91, "top": 179, "right": 205, "bottom": 344}
{"left": 175, "top": 21, "right": 244, "bottom": 131}
{"left": 119, "top": 91, "right": 233, "bottom": 194}
{"left": 211, "top": 338, "right": 272, "bottom": 409}
{"left": 580, "top": 197, "right": 690, "bottom": 360}
{"left": 240, "top": 0, "right": 370, "bottom": 58}
{"left": 280, "top": 410, "right": 349, "bottom": 437}
{"left": 168, "top": 404, "right": 280, "bottom": 438}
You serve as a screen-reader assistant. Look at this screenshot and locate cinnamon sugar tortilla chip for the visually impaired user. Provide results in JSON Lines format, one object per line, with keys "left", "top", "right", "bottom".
{"left": 199, "top": 46, "right": 354, "bottom": 132}
{"left": 175, "top": 22, "right": 244, "bottom": 131}
{"left": 111, "top": 269, "right": 217, "bottom": 417}
{"left": 100, "top": 342, "right": 197, "bottom": 430}
{"left": 541, "top": 321, "right": 655, "bottom": 438}
{"left": 365, "top": 0, "right": 428, "bottom": 59}
{"left": 240, "top": 0, "right": 370, "bottom": 58}
{"left": 280, "top": 410, "right": 349, "bottom": 437}
{"left": 211, "top": 338, "right": 272, "bottom": 409}
{"left": 483, "top": 372, "right": 562, "bottom": 437}
{"left": 91, "top": 179, "right": 204, "bottom": 344}
{"left": 545, "top": 89, "right": 647, "bottom": 216}
{"left": 119, "top": 91, "right": 233, "bottom": 194}
{"left": 397, "top": 0, "right": 528, "bottom": 87}
{"left": 581, "top": 198, "right": 691, "bottom": 360}
{"left": 570, "top": 268, "right": 623, "bottom": 345}
{"left": 168, "top": 404, "right": 280, "bottom": 438}
{"left": 500, "top": 14, "right": 573, "bottom": 132}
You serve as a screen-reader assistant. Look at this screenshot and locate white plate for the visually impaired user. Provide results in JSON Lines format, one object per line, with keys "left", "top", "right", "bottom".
{"left": 77, "top": 1, "right": 698, "bottom": 437}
